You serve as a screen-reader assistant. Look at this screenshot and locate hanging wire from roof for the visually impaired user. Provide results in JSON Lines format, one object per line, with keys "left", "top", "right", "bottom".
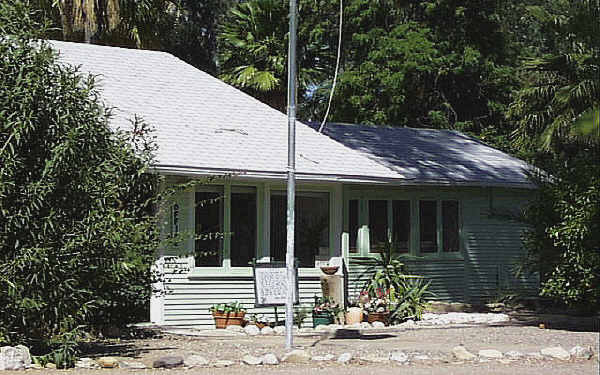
{"left": 318, "top": 0, "right": 343, "bottom": 133}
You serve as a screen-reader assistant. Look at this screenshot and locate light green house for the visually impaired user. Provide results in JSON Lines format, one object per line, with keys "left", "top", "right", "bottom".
{"left": 53, "top": 40, "right": 538, "bottom": 328}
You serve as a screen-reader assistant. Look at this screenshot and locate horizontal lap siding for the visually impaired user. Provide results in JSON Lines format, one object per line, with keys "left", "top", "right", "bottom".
{"left": 463, "top": 193, "right": 539, "bottom": 303}
{"left": 347, "top": 259, "right": 466, "bottom": 302}
{"left": 162, "top": 262, "right": 323, "bottom": 328}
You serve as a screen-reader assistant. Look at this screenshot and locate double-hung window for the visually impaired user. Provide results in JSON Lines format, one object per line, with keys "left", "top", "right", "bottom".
{"left": 419, "top": 200, "right": 460, "bottom": 254}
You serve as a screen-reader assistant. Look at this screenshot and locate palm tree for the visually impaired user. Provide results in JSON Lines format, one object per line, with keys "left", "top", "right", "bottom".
{"left": 509, "top": 0, "right": 599, "bottom": 150}
{"left": 218, "top": 0, "right": 333, "bottom": 112}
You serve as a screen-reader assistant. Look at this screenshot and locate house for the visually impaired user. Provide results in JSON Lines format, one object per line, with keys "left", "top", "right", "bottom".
{"left": 52, "top": 40, "right": 538, "bottom": 328}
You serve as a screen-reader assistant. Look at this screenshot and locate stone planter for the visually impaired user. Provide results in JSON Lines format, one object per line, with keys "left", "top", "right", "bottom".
{"left": 344, "top": 307, "right": 363, "bottom": 325}
{"left": 367, "top": 311, "right": 390, "bottom": 325}
{"left": 212, "top": 311, "right": 246, "bottom": 329}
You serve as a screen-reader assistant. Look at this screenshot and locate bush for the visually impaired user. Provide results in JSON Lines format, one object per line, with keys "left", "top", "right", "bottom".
{"left": 0, "top": 1, "right": 161, "bottom": 364}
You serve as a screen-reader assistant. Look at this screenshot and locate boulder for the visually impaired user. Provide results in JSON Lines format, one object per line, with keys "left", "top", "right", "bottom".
{"left": 478, "top": 349, "right": 503, "bottom": 359}
{"left": 452, "top": 346, "right": 476, "bottom": 361}
{"left": 282, "top": 349, "right": 310, "bottom": 363}
{"left": 0, "top": 345, "right": 31, "bottom": 371}
{"left": 153, "top": 356, "right": 184, "bottom": 369}
{"left": 118, "top": 361, "right": 146, "bottom": 369}
{"left": 213, "top": 360, "right": 234, "bottom": 367}
{"left": 570, "top": 346, "right": 594, "bottom": 360}
{"left": 97, "top": 356, "right": 119, "bottom": 368}
{"left": 184, "top": 354, "right": 209, "bottom": 367}
{"left": 372, "top": 321, "right": 385, "bottom": 328}
{"left": 242, "top": 355, "right": 262, "bottom": 365}
{"left": 504, "top": 350, "right": 524, "bottom": 359}
{"left": 262, "top": 353, "right": 279, "bottom": 365}
{"left": 226, "top": 325, "right": 246, "bottom": 333}
{"left": 244, "top": 325, "right": 260, "bottom": 336}
{"left": 260, "top": 326, "right": 275, "bottom": 335}
{"left": 311, "top": 354, "right": 335, "bottom": 361}
{"left": 75, "top": 358, "right": 100, "bottom": 369}
{"left": 273, "top": 326, "right": 286, "bottom": 335}
{"left": 390, "top": 351, "right": 409, "bottom": 363}
{"left": 337, "top": 353, "right": 352, "bottom": 363}
{"left": 541, "top": 347, "right": 570, "bottom": 361}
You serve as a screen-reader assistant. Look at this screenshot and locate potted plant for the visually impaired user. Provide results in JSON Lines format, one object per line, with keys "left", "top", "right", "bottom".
{"left": 209, "top": 301, "right": 246, "bottom": 329}
{"left": 248, "top": 313, "right": 268, "bottom": 329}
{"left": 361, "top": 289, "right": 391, "bottom": 325}
{"left": 312, "top": 296, "right": 339, "bottom": 327}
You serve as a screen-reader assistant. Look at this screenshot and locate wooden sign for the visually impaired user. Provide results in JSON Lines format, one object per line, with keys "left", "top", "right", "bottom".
{"left": 253, "top": 261, "right": 299, "bottom": 307}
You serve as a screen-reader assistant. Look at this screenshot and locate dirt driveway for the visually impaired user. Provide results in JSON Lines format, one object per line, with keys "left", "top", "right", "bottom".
{"left": 3, "top": 317, "right": 598, "bottom": 375}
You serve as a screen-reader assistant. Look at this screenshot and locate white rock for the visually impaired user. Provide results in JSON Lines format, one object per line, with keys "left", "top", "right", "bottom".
{"left": 226, "top": 325, "right": 246, "bottom": 333}
{"left": 282, "top": 349, "right": 310, "bottom": 363}
{"left": 242, "top": 355, "right": 262, "bottom": 365}
{"left": 184, "top": 355, "right": 209, "bottom": 367}
{"left": 478, "top": 349, "right": 503, "bottom": 359}
{"left": 452, "top": 346, "right": 476, "bottom": 361}
{"left": 273, "top": 326, "right": 285, "bottom": 335}
{"left": 260, "top": 326, "right": 275, "bottom": 335}
{"left": 390, "top": 351, "right": 409, "bottom": 363}
{"left": 505, "top": 350, "right": 524, "bottom": 359}
{"left": 360, "top": 322, "right": 372, "bottom": 329}
{"left": 75, "top": 358, "right": 100, "bottom": 369}
{"left": 337, "top": 353, "right": 352, "bottom": 363}
{"left": 244, "top": 325, "right": 260, "bottom": 336}
{"left": 118, "top": 361, "right": 146, "bottom": 369}
{"left": 570, "top": 346, "right": 594, "bottom": 360}
{"left": 0, "top": 346, "right": 28, "bottom": 371}
{"left": 413, "top": 354, "right": 430, "bottom": 361}
{"left": 372, "top": 321, "right": 385, "bottom": 328}
{"left": 312, "top": 354, "right": 335, "bottom": 361}
{"left": 348, "top": 323, "right": 362, "bottom": 329}
{"left": 527, "top": 352, "right": 544, "bottom": 360}
{"left": 261, "top": 353, "right": 279, "bottom": 365}
{"left": 541, "top": 347, "right": 570, "bottom": 361}
{"left": 359, "top": 356, "right": 389, "bottom": 363}
{"left": 213, "top": 360, "right": 234, "bottom": 368}
{"left": 315, "top": 324, "right": 331, "bottom": 332}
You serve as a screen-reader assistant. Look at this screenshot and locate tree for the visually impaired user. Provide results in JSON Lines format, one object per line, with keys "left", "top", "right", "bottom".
{"left": 508, "top": 0, "right": 600, "bottom": 150}
{"left": 218, "top": 0, "right": 335, "bottom": 112}
{"left": 0, "top": 2, "right": 161, "bottom": 365}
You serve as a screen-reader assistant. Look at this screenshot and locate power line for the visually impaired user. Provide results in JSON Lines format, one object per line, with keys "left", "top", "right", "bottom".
{"left": 318, "top": 0, "right": 343, "bottom": 133}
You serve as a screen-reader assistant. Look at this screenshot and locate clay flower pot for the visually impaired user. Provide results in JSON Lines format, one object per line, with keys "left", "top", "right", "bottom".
{"left": 212, "top": 311, "right": 246, "bottom": 329}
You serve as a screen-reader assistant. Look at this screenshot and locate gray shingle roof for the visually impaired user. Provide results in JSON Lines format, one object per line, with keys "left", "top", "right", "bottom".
{"left": 51, "top": 41, "right": 534, "bottom": 188}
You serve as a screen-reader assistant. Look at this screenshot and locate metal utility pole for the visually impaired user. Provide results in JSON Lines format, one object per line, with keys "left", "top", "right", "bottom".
{"left": 285, "top": 0, "right": 298, "bottom": 350}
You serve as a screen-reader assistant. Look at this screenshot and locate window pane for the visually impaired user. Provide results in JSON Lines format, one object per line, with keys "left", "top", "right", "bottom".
{"left": 195, "top": 191, "right": 222, "bottom": 267}
{"left": 349, "top": 200, "right": 359, "bottom": 253}
{"left": 271, "top": 192, "right": 329, "bottom": 267}
{"left": 442, "top": 200, "right": 459, "bottom": 252}
{"left": 392, "top": 200, "right": 410, "bottom": 253}
{"left": 231, "top": 189, "right": 256, "bottom": 266}
{"left": 369, "top": 200, "right": 388, "bottom": 253}
{"left": 419, "top": 200, "right": 437, "bottom": 253}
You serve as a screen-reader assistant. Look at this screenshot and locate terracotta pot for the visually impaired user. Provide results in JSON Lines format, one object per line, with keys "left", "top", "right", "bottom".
{"left": 344, "top": 307, "right": 363, "bottom": 325}
{"left": 367, "top": 311, "right": 390, "bottom": 325}
{"left": 212, "top": 311, "right": 246, "bottom": 329}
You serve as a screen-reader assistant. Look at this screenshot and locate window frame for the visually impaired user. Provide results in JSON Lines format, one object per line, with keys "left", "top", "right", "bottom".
{"left": 345, "top": 195, "right": 463, "bottom": 258}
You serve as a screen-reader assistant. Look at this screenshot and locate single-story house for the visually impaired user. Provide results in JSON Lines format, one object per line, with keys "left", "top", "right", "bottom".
{"left": 53, "top": 40, "right": 538, "bottom": 328}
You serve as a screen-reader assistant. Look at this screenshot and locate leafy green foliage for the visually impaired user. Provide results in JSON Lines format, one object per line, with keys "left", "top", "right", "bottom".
{"left": 521, "top": 151, "right": 600, "bottom": 313}
{"left": 0, "top": 1, "right": 161, "bottom": 361}
{"left": 208, "top": 301, "right": 246, "bottom": 314}
{"left": 355, "top": 241, "right": 432, "bottom": 322}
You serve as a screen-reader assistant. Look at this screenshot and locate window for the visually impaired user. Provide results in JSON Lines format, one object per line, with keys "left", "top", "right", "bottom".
{"left": 442, "top": 200, "right": 459, "bottom": 252}
{"left": 195, "top": 191, "right": 223, "bottom": 267}
{"left": 230, "top": 187, "right": 257, "bottom": 267}
{"left": 369, "top": 200, "right": 388, "bottom": 252}
{"left": 271, "top": 191, "right": 329, "bottom": 267}
{"left": 392, "top": 200, "right": 410, "bottom": 253}
{"left": 419, "top": 200, "right": 437, "bottom": 253}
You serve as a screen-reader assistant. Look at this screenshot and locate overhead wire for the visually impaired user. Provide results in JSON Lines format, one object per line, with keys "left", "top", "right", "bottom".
{"left": 318, "top": 0, "right": 343, "bottom": 133}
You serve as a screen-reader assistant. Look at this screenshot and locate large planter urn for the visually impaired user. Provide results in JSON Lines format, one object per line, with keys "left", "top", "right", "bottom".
{"left": 367, "top": 311, "right": 390, "bottom": 325}
{"left": 345, "top": 307, "right": 363, "bottom": 325}
{"left": 212, "top": 311, "right": 246, "bottom": 329}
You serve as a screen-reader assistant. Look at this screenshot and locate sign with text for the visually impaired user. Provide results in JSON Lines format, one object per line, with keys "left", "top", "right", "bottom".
{"left": 253, "top": 261, "right": 299, "bottom": 307}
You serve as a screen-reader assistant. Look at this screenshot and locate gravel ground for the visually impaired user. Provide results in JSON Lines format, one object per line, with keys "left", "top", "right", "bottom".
{"left": 3, "top": 319, "right": 597, "bottom": 375}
